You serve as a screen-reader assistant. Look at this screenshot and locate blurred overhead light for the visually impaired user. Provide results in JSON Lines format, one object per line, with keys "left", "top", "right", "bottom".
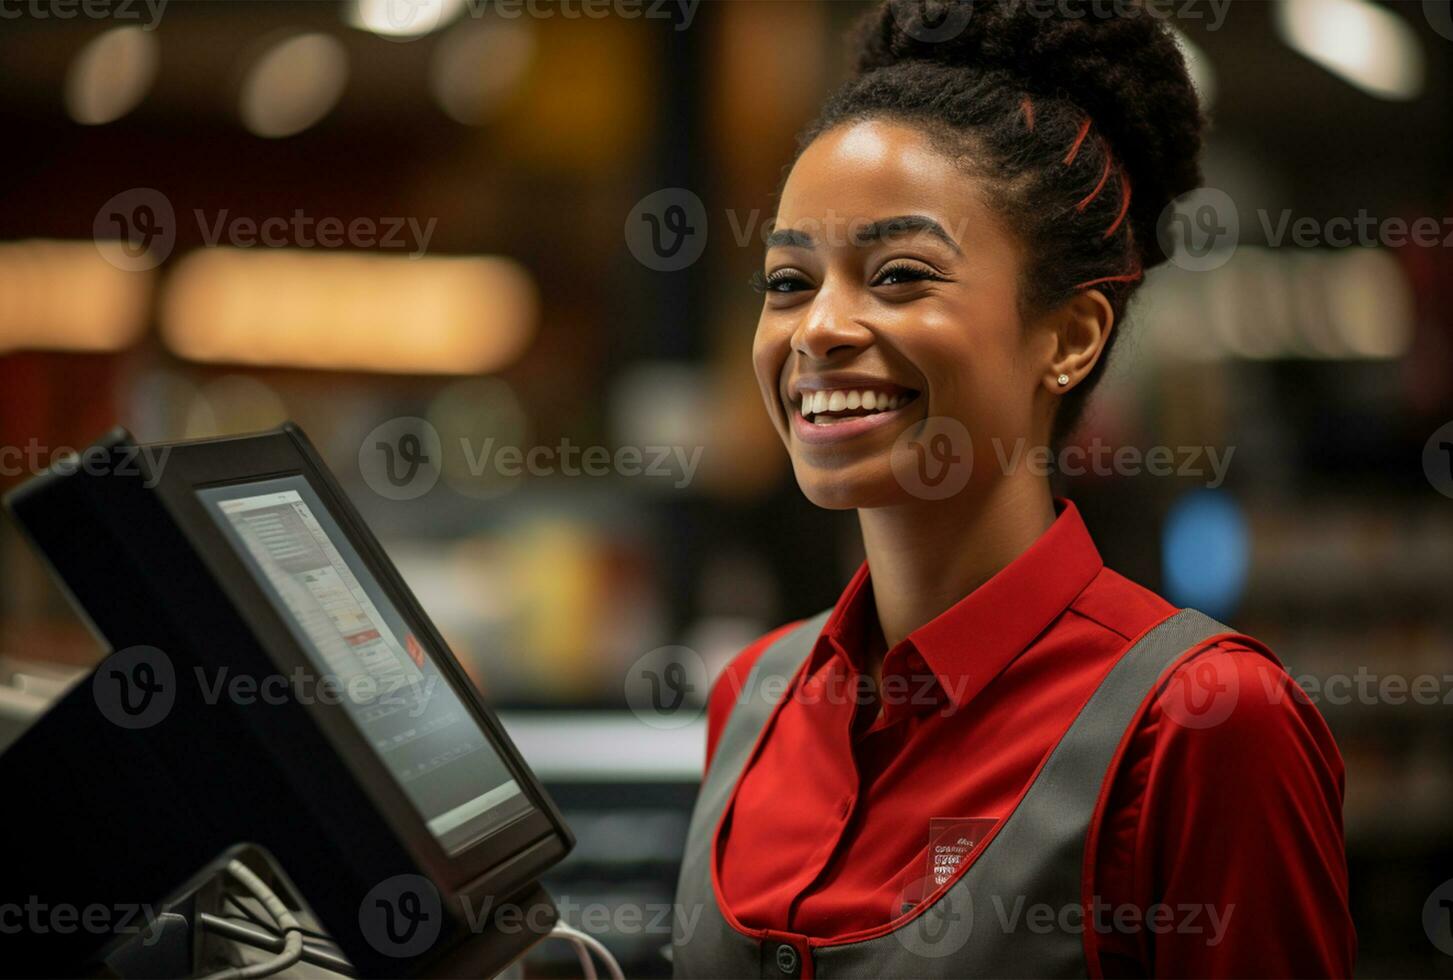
{"left": 65, "top": 26, "right": 159, "bottom": 125}
{"left": 348, "top": 0, "right": 465, "bottom": 38}
{"left": 1276, "top": 0, "right": 1424, "bottom": 101}
{"left": 430, "top": 19, "right": 535, "bottom": 125}
{"left": 239, "top": 33, "right": 349, "bottom": 138}
{"left": 160, "top": 249, "right": 538, "bottom": 375}
{"left": 0, "top": 241, "right": 151, "bottom": 354}
{"left": 1143, "top": 246, "right": 1414, "bottom": 363}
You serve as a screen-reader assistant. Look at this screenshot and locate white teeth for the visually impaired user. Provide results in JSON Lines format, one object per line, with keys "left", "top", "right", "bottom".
{"left": 799, "top": 388, "right": 915, "bottom": 421}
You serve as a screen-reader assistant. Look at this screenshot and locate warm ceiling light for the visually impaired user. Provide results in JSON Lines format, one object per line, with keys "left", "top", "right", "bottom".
{"left": 1276, "top": 0, "right": 1424, "bottom": 101}
{"left": 65, "top": 26, "right": 160, "bottom": 125}
{"left": 239, "top": 33, "right": 349, "bottom": 138}
{"left": 160, "top": 248, "right": 538, "bottom": 375}
{"left": 430, "top": 19, "right": 536, "bottom": 125}
{"left": 347, "top": 0, "right": 466, "bottom": 38}
{"left": 0, "top": 240, "right": 151, "bottom": 353}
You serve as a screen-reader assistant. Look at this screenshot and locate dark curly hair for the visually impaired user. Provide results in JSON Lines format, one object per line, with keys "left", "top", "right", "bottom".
{"left": 797, "top": 0, "right": 1205, "bottom": 442}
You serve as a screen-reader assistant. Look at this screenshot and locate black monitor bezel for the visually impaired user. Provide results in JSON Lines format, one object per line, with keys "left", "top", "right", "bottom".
{"left": 144, "top": 423, "right": 571, "bottom": 900}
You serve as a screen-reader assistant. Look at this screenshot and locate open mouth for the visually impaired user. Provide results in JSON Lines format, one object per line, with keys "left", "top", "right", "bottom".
{"left": 797, "top": 387, "right": 920, "bottom": 426}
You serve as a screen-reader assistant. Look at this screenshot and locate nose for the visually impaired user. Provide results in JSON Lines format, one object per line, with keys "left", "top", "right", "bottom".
{"left": 792, "top": 285, "right": 873, "bottom": 361}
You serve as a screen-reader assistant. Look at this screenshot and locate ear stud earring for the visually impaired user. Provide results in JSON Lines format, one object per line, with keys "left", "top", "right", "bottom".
{"left": 1057, "top": 374, "right": 1071, "bottom": 387}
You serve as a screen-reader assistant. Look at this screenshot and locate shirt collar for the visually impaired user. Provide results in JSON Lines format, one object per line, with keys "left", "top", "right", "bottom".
{"left": 816, "top": 499, "right": 1104, "bottom": 712}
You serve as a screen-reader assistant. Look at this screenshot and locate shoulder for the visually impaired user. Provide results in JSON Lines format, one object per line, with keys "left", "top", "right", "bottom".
{"left": 1150, "top": 638, "right": 1343, "bottom": 777}
{"left": 1114, "top": 634, "right": 1346, "bottom": 819}
{"left": 703, "top": 618, "right": 812, "bottom": 771}
{"left": 1093, "top": 636, "right": 1356, "bottom": 974}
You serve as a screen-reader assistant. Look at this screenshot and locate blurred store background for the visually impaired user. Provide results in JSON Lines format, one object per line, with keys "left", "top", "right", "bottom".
{"left": 0, "top": 0, "right": 1451, "bottom": 975}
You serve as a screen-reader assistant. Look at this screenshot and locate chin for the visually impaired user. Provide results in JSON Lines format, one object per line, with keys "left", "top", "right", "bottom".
{"left": 791, "top": 459, "right": 906, "bottom": 511}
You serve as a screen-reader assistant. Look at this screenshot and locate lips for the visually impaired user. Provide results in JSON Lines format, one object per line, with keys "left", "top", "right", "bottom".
{"left": 788, "top": 382, "right": 921, "bottom": 445}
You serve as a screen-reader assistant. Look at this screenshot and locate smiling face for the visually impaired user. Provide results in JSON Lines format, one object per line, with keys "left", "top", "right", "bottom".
{"left": 753, "top": 119, "right": 1063, "bottom": 510}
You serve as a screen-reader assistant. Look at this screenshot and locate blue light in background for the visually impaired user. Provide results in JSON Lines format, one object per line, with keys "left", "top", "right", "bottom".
{"left": 1161, "top": 491, "right": 1250, "bottom": 619}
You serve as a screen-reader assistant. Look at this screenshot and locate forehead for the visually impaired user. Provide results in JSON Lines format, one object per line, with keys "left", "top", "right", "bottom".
{"left": 776, "top": 118, "right": 1001, "bottom": 243}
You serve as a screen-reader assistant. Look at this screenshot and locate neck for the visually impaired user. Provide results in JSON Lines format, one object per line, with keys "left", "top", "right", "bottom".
{"left": 858, "top": 475, "right": 1056, "bottom": 651}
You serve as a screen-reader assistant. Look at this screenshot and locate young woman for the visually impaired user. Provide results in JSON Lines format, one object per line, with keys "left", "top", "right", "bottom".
{"left": 672, "top": 2, "right": 1355, "bottom": 977}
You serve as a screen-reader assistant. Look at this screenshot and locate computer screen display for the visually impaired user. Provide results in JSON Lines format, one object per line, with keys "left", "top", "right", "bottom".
{"left": 198, "top": 475, "right": 533, "bottom": 855}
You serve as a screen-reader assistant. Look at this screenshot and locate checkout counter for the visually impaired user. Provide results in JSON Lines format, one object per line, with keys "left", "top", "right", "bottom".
{"left": 0, "top": 424, "right": 629, "bottom": 979}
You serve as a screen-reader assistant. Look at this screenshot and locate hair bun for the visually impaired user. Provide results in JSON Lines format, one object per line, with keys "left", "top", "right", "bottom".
{"left": 853, "top": 0, "right": 1205, "bottom": 267}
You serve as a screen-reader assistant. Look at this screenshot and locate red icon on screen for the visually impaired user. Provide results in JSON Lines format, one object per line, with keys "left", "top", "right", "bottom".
{"left": 405, "top": 633, "right": 425, "bottom": 669}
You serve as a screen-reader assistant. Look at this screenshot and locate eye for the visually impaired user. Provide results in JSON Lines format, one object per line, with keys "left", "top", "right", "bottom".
{"left": 872, "top": 261, "right": 948, "bottom": 288}
{"left": 751, "top": 268, "right": 814, "bottom": 295}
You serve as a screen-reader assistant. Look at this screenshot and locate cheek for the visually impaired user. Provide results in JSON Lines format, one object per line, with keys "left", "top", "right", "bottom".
{"left": 751, "top": 314, "right": 789, "bottom": 416}
{"left": 902, "top": 290, "right": 1034, "bottom": 430}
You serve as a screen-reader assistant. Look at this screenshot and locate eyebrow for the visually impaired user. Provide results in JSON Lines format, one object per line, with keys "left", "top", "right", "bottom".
{"left": 765, "top": 214, "right": 963, "bottom": 255}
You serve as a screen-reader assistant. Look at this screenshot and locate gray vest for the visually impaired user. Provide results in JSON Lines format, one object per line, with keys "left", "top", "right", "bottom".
{"left": 672, "top": 608, "right": 1234, "bottom": 978}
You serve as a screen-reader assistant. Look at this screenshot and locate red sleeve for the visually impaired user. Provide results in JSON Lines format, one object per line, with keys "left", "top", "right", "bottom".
{"left": 1091, "top": 642, "right": 1356, "bottom": 978}
{"left": 704, "top": 620, "right": 803, "bottom": 772}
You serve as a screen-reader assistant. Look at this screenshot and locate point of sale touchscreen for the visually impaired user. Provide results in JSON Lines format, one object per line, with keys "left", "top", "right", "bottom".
{"left": 199, "top": 475, "right": 531, "bottom": 854}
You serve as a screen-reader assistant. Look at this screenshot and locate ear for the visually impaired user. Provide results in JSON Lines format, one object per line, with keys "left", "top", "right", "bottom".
{"left": 1041, "top": 289, "right": 1115, "bottom": 394}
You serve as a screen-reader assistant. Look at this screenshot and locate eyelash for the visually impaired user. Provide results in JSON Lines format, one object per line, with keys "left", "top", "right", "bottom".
{"left": 750, "top": 262, "right": 947, "bottom": 294}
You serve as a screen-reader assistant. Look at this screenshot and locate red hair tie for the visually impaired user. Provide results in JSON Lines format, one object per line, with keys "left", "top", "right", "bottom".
{"left": 1020, "top": 95, "right": 1036, "bottom": 132}
{"left": 1063, "top": 117, "right": 1092, "bottom": 166}
{"left": 1076, "top": 267, "right": 1144, "bottom": 291}
{"left": 1076, "top": 144, "right": 1113, "bottom": 212}
{"left": 1103, "top": 168, "right": 1133, "bottom": 239}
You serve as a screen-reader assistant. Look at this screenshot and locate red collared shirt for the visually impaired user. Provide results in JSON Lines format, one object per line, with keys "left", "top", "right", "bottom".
{"left": 706, "top": 501, "right": 1355, "bottom": 977}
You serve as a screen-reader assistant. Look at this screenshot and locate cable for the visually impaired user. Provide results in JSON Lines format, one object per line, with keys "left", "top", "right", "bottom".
{"left": 548, "top": 922, "right": 625, "bottom": 980}
{"left": 548, "top": 924, "right": 597, "bottom": 980}
{"left": 225, "top": 894, "right": 332, "bottom": 942}
{"left": 198, "top": 860, "right": 306, "bottom": 980}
